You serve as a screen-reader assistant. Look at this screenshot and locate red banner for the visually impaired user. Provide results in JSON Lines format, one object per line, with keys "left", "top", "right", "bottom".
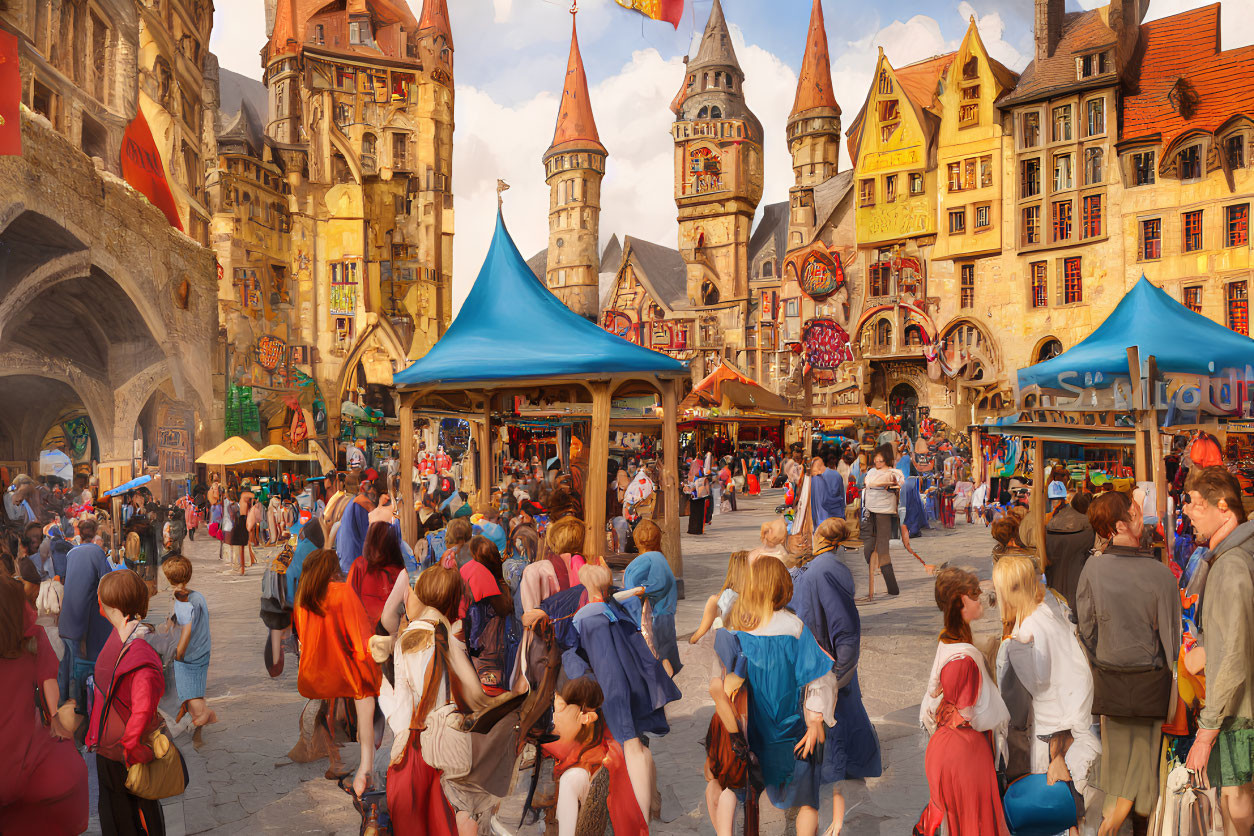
{"left": 121, "top": 108, "right": 183, "bottom": 230}
{"left": 614, "top": 0, "right": 683, "bottom": 28}
{"left": 0, "top": 29, "right": 21, "bottom": 156}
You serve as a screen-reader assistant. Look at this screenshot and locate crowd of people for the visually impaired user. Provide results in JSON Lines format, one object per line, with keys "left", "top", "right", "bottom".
{"left": 924, "top": 457, "right": 1254, "bottom": 836}
{"left": 9, "top": 422, "right": 1254, "bottom": 836}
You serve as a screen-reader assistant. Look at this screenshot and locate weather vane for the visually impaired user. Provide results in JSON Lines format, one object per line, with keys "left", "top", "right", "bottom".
{"left": 496, "top": 179, "right": 510, "bottom": 210}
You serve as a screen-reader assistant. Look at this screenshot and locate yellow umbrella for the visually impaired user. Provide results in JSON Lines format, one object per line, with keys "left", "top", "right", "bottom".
{"left": 195, "top": 436, "right": 264, "bottom": 466}
{"left": 258, "top": 444, "right": 307, "bottom": 462}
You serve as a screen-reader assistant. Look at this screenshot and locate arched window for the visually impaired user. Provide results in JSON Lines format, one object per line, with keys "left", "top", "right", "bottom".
{"left": 710, "top": 105, "right": 722, "bottom": 120}
{"left": 701, "top": 280, "right": 720, "bottom": 306}
{"left": 762, "top": 260, "right": 774, "bottom": 278}
{"left": 874, "top": 319, "right": 892, "bottom": 347}
{"left": 697, "top": 106, "right": 709, "bottom": 119}
{"left": 904, "top": 324, "right": 924, "bottom": 346}
{"left": 1037, "top": 338, "right": 1063, "bottom": 362}
{"left": 361, "top": 132, "right": 376, "bottom": 159}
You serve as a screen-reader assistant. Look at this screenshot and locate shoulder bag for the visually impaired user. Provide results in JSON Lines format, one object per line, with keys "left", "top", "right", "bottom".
{"left": 95, "top": 634, "right": 189, "bottom": 800}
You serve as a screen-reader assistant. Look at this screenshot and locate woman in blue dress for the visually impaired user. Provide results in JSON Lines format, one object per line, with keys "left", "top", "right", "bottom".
{"left": 789, "top": 518, "right": 883, "bottom": 834}
{"left": 711, "top": 556, "right": 838, "bottom": 836}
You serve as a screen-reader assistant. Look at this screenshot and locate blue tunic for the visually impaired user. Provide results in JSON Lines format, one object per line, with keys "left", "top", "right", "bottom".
{"left": 808, "top": 469, "right": 846, "bottom": 526}
{"left": 790, "top": 551, "right": 883, "bottom": 783}
{"left": 335, "top": 500, "right": 371, "bottom": 573}
{"left": 563, "top": 598, "right": 681, "bottom": 744}
{"left": 621, "top": 550, "right": 682, "bottom": 674}
{"left": 715, "top": 621, "right": 832, "bottom": 808}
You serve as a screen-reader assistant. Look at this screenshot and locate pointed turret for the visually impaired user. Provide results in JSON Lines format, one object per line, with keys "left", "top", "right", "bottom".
{"left": 791, "top": 0, "right": 839, "bottom": 117}
{"left": 268, "top": 0, "right": 299, "bottom": 57}
{"left": 419, "top": 0, "right": 453, "bottom": 50}
{"left": 787, "top": 0, "right": 841, "bottom": 188}
{"left": 689, "top": 0, "right": 741, "bottom": 75}
{"left": 548, "top": 15, "right": 606, "bottom": 155}
{"left": 541, "top": 12, "right": 607, "bottom": 321}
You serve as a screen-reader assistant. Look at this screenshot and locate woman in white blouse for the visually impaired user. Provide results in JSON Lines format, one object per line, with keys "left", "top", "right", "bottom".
{"left": 861, "top": 446, "right": 904, "bottom": 600}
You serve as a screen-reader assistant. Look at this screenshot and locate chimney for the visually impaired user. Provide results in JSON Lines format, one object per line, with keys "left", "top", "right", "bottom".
{"left": 1035, "top": 0, "right": 1064, "bottom": 63}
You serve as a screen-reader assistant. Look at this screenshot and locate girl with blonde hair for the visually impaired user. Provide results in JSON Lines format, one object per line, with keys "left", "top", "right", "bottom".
{"left": 992, "top": 554, "right": 1099, "bottom": 835}
{"left": 518, "top": 515, "right": 590, "bottom": 611}
{"left": 690, "top": 551, "right": 749, "bottom": 644}
{"left": 710, "top": 558, "right": 839, "bottom": 836}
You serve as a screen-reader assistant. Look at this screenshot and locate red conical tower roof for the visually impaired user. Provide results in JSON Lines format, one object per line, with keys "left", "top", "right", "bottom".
{"left": 548, "top": 14, "right": 606, "bottom": 155}
{"left": 791, "top": 0, "right": 839, "bottom": 117}
{"left": 268, "top": 0, "right": 299, "bottom": 57}
{"left": 419, "top": 0, "right": 453, "bottom": 50}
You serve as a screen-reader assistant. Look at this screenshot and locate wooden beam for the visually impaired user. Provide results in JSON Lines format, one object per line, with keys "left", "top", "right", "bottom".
{"left": 970, "top": 426, "right": 984, "bottom": 486}
{"left": 479, "top": 395, "right": 492, "bottom": 511}
{"left": 1127, "top": 347, "right": 1149, "bottom": 481}
{"left": 662, "top": 376, "right": 683, "bottom": 583}
{"left": 398, "top": 401, "right": 416, "bottom": 546}
{"left": 1031, "top": 438, "right": 1046, "bottom": 571}
{"left": 585, "top": 381, "right": 612, "bottom": 561}
{"left": 1146, "top": 355, "right": 1171, "bottom": 566}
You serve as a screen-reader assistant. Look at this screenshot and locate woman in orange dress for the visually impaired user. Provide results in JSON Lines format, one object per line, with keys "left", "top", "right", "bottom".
{"left": 294, "top": 548, "right": 381, "bottom": 798}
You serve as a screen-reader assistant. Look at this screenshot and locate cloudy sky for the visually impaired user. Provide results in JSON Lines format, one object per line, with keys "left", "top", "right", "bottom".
{"left": 211, "top": 0, "right": 1254, "bottom": 313}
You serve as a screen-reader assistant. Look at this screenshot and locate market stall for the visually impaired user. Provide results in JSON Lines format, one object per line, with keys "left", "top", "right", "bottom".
{"left": 678, "top": 360, "right": 798, "bottom": 453}
{"left": 391, "top": 211, "right": 689, "bottom": 573}
{"left": 986, "top": 276, "right": 1254, "bottom": 567}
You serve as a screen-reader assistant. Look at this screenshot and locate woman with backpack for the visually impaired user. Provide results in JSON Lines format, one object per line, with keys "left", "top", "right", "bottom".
{"left": 385, "top": 564, "right": 490, "bottom": 836}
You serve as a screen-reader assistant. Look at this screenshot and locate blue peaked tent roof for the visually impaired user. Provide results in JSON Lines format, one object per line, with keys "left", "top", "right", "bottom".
{"left": 1018, "top": 275, "right": 1254, "bottom": 392}
{"left": 393, "top": 212, "right": 686, "bottom": 387}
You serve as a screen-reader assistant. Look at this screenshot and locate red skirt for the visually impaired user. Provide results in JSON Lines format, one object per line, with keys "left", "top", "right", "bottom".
{"left": 387, "top": 731, "right": 459, "bottom": 836}
{"left": 924, "top": 725, "right": 1009, "bottom": 836}
{"left": 747, "top": 474, "right": 761, "bottom": 495}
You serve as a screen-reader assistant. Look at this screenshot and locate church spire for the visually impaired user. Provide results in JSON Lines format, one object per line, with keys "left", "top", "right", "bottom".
{"left": 548, "top": 13, "right": 605, "bottom": 154}
{"left": 689, "top": 0, "right": 741, "bottom": 75}
{"left": 791, "top": 0, "right": 839, "bottom": 117}
{"left": 418, "top": 0, "right": 453, "bottom": 50}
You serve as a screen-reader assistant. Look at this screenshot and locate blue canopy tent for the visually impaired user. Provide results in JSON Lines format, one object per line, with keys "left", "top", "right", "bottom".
{"left": 392, "top": 211, "right": 689, "bottom": 570}
{"left": 1018, "top": 276, "right": 1254, "bottom": 393}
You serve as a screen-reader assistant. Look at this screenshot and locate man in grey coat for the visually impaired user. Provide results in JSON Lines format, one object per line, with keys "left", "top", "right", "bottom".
{"left": 1183, "top": 466, "right": 1254, "bottom": 834}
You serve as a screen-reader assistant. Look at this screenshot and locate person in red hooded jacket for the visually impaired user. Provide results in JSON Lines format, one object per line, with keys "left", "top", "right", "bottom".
{"left": 86, "top": 568, "right": 171, "bottom": 835}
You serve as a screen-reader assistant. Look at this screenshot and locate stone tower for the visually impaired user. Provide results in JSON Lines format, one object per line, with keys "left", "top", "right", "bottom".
{"left": 671, "top": 0, "right": 763, "bottom": 307}
{"left": 787, "top": 0, "right": 841, "bottom": 239}
{"left": 543, "top": 12, "right": 606, "bottom": 320}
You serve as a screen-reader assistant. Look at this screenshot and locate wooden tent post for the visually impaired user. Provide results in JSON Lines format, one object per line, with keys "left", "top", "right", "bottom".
{"left": 970, "top": 426, "right": 983, "bottom": 484}
{"left": 1146, "top": 356, "right": 1171, "bottom": 565}
{"left": 399, "top": 396, "right": 416, "bottom": 546}
{"left": 662, "top": 377, "right": 683, "bottom": 584}
{"left": 479, "top": 395, "right": 492, "bottom": 511}
{"left": 585, "top": 381, "right": 611, "bottom": 561}
{"left": 1031, "top": 438, "right": 1046, "bottom": 570}
{"left": 1127, "top": 347, "right": 1149, "bottom": 481}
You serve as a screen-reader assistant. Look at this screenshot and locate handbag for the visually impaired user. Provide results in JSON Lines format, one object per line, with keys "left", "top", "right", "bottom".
{"left": 94, "top": 634, "right": 188, "bottom": 800}
{"left": 125, "top": 724, "right": 189, "bottom": 800}
{"left": 1001, "top": 773, "right": 1077, "bottom": 836}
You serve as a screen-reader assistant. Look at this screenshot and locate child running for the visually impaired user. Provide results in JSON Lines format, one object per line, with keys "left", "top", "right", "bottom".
{"left": 162, "top": 554, "right": 217, "bottom": 745}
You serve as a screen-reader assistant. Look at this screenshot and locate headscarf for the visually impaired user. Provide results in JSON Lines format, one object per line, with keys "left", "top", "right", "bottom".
{"left": 334, "top": 498, "right": 371, "bottom": 573}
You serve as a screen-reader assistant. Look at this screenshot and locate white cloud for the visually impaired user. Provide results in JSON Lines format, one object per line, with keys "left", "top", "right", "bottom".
{"left": 210, "top": 0, "right": 269, "bottom": 80}
{"left": 493, "top": 0, "right": 514, "bottom": 25}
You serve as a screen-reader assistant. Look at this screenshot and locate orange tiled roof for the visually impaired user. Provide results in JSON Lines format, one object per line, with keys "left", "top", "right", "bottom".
{"left": 1123, "top": 4, "right": 1254, "bottom": 152}
{"left": 549, "top": 16, "right": 606, "bottom": 155}
{"left": 791, "top": 0, "right": 839, "bottom": 117}
{"left": 276, "top": 0, "right": 419, "bottom": 53}
{"left": 269, "top": 0, "right": 299, "bottom": 56}
{"left": 894, "top": 52, "right": 955, "bottom": 114}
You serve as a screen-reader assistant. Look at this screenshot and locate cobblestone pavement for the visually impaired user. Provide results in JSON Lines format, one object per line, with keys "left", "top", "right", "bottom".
{"left": 81, "top": 491, "right": 1002, "bottom": 835}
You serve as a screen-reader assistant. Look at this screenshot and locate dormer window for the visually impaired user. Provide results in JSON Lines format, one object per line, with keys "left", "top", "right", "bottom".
{"left": 1180, "top": 145, "right": 1203, "bottom": 180}
{"left": 313, "top": 24, "right": 324, "bottom": 44}
{"left": 348, "top": 20, "right": 372, "bottom": 46}
{"left": 962, "top": 56, "right": 978, "bottom": 80}
{"left": 1077, "top": 51, "right": 1109, "bottom": 79}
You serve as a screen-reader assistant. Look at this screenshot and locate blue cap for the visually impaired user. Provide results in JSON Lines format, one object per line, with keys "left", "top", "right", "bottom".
{"left": 478, "top": 521, "right": 506, "bottom": 553}
{"left": 1047, "top": 481, "right": 1068, "bottom": 500}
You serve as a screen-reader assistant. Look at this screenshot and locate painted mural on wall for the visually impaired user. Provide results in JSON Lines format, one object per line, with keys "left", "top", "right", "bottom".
{"left": 800, "top": 317, "right": 855, "bottom": 380}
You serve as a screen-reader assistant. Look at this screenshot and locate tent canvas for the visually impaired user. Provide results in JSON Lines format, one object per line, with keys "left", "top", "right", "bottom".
{"left": 1018, "top": 276, "right": 1254, "bottom": 393}
{"left": 196, "top": 436, "right": 263, "bottom": 466}
{"left": 392, "top": 212, "right": 685, "bottom": 388}
{"left": 681, "top": 360, "right": 799, "bottom": 415}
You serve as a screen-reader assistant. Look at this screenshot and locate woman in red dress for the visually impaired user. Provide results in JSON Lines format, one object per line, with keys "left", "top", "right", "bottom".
{"left": 0, "top": 575, "right": 88, "bottom": 834}
{"left": 920, "top": 566, "right": 1010, "bottom": 836}
{"left": 347, "top": 521, "right": 407, "bottom": 627}
{"left": 294, "top": 548, "right": 381, "bottom": 798}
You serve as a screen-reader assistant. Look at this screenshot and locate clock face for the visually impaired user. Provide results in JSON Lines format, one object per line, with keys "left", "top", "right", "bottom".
{"left": 799, "top": 251, "right": 844, "bottom": 301}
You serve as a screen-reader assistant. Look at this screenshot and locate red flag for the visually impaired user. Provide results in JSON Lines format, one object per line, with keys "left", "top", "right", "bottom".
{"left": 0, "top": 29, "right": 21, "bottom": 156}
{"left": 614, "top": 0, "right": 683, "bottom": 28}
{"left": 121, "top": 108, "right": 183, "bottom": 231}
{"left": 290, "top": 407, "right": 309, "bottom": 445}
